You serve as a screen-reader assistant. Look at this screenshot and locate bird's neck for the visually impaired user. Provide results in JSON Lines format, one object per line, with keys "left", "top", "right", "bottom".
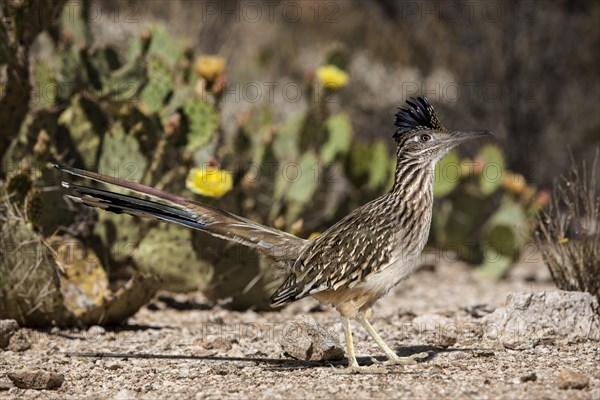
{"left": 389, "top": 155, "right": 435, "bottom": 197}
{"left": 386, "top": 155, "right": 436, "bottom": 260}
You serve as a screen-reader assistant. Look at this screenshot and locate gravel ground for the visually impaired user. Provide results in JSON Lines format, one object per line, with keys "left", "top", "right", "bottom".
{"left": 1, "top": 255, "right": 599, "bottom": 399}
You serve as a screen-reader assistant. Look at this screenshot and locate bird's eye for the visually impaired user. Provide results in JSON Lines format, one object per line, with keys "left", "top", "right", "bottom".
{"left": 420, "top": 134, "right": 432, "bottom": 142}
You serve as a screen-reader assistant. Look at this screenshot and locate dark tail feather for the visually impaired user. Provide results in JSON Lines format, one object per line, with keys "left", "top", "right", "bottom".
{"left": 63, "top": 181, "right": 206, "bottom": 231}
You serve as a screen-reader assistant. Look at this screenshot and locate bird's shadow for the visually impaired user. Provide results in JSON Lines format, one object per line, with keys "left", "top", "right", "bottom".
{"left": 62, "top": 345, "right": 488, "bottom": 372}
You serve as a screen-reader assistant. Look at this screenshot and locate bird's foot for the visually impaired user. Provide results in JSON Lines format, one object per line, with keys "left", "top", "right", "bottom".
{"left": 383, "top": 351, "right": 429, "bottom": 366}
{"left": 332, "top": 364, "right": 388, "bottom": 374}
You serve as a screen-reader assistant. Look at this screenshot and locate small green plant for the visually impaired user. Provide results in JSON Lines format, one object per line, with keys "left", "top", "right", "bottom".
{"left": 536, "top": 150, "right": 599, "bottom": 300}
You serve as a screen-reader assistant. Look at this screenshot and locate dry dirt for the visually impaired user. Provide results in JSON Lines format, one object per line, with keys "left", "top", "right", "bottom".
{"left": 1, "top": 254, "right": 599, "bottom": 399}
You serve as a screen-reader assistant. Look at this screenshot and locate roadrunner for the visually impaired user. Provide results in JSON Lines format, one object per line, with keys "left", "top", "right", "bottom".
{"left": 57, "top": 97, "right": 491, "bottom": 373}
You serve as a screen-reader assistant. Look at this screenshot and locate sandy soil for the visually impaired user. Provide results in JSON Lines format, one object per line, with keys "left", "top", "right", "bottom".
{"left": 1, "top": 255, "right": 598, "bottom": 399}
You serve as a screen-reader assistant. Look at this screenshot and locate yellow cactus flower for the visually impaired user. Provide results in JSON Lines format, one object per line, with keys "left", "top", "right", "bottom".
{"left": 186, "top": 166, "right": 233, "bottom": 198}
{"left": 558, "top": 238, "right": 569, "bottom": 244}
{"left": 316, "top": 65, "right": 349, "bottom": 90}
{"left": 194, "top": 55, "right": 225, "bottom": 82}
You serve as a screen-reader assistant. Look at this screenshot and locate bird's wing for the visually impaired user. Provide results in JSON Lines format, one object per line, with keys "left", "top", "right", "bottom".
{"left": 56, "top": 164, "right": 306, "bottom": 261}
{"left": 270, "top": 202, "right": 397, "bottom": 306}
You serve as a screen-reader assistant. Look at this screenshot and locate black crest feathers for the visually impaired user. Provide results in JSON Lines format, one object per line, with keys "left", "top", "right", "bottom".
{"left": 393, "top": 97, "right": 446, "bottom": 142}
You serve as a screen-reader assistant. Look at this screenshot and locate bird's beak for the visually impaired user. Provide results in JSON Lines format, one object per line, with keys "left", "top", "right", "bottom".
{"left": 448, "top": 130, "right": 494, "bottom": 145}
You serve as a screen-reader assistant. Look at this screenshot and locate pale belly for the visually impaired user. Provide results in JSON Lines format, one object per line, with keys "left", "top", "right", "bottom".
{"left": 312, "top": 253, "right": 420, "bottom": 318}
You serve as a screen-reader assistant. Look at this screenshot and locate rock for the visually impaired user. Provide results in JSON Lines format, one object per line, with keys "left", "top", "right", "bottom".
{"left": 210, "top": 364, "right": 238, "bottom": 376}
{"left": 280, "top": 316, "right": 344, "bottom": 361}
{"left": 6, "top": 331, "right": 30, "bottom": 352}
{"left": 557, "top": 368, "right": 589, "bottom": 390}
{"left": 482, "top": 291, "right": 600, "bottom": 349}
{"left": 412, "top": 314, "right": 458, "bottom": 348}
{"left": 520, "top": 372, "right": 537, "bottom": 383}
{"left": 7, "top": 370, "right": 64, "bottom": 390}
{"left": 0, "top": 377, "right": 13, "bottom": 391}
{"left": 106, "top": 363, "right": 121, "bottom": 371}
{"left": 114, "top": 389, "right": 136, "bottom": 399}
{"left": 0, "top": 320, "right": 19, "bottom": 348}
{"left": 463, "top": 304, "right": 496, "bottom": 318}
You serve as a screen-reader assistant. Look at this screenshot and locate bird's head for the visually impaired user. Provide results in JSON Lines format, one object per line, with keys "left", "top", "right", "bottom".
{"left": 393, "top": 97, "right": 492, "bottom": 164}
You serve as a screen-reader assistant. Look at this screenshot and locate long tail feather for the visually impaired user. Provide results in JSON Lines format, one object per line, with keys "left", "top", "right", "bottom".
{"left": 56, "top": 164, "right": 306, "bottom": 260}
{"left": 63, "top": 181, "right": 206, "bottom": 231}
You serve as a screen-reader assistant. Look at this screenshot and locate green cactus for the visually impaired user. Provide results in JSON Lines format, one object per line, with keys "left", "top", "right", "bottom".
{"left": 134, "top": 224, "right": 212, "bottom": 292}
{"left": 434, "top": 151, "right": 461, "bottom": 197}
{"left": 478, "top": 144, "right": 505, "bottom": 195}
{"left": 320, "top": 114, "right": 352, "bottom": 163}
{"left": 192, "top": 231, "right": 273, "bottom": 310}
{"left": 284, "top": 151, "right": 320, "bottom": 223}
{"left": 344, "top": 140, "right": 393, "bottom": 191}
{"left": 367, "top": 141, "right": 392, "bottom": 189}
{"left": 482, "top": 196, "right": 529, "bottom": 267}
{"left": 58, "top": 95, "right": 102, "bottom": 169}
{"left": 273, "top": 112, "right": 303, "bottom": 162}
{"left": 430, "top": 144, "right": 538, "bottom": 278}
{"left": 97, "top": 122, "right": 147, "bottom": 183}
{"left": 59, "top": 0, "right": 88, "bottom": 48}
{"left": 183, "top": 99, "right": 218, "bottom": 152}
{"left": 55, "top": 45, "right": 82, "bottom": 103}
{"left": 0, "top": 217, "right": 66, "bottom": 327}
{"left": 146, "top": 25, "right": 186, "bottom": 66}
{"left": 33, "top": 60, "right": 57, "bottom": 109}
{"left": 140, "top": 55, "right": 174, "bottom": 114}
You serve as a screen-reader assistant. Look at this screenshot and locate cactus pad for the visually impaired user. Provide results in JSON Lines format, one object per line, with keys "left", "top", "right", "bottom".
{"left": 134, "top": 224, "right": 212, "bottom": 292}
{"left": 183, "top": 100, "right": 218, "bottom": 152}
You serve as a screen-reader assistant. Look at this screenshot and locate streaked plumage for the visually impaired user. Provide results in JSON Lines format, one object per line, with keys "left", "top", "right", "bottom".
{"left": 57, "top": 96, "right": 491, "bottom": 372}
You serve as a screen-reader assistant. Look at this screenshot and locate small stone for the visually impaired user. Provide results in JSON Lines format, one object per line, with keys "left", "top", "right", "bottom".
{"left": 88, "top": 325, "right": 106, "bottom": 336}
{"left": 557, "top": 368, "right": 589, "bottom": 390}
{"left": 0, "top": 377, "right": 13, "bottom": 391}
{"left": 472, "top": 350, "right": 495, "bottom": 358}
{"left": 211, "top": 338, "right": 234, "bottom": 351}
{"left": 463, "top": 304, "right": 496, "bottom": 318}
{"left": 106, "top": 363, "right": 121, "bottom": 371}
{"left": 7, "top": 370, "right": 64, "bottom": 390}
{"left": 7, "top": 331, "right": 30, "bottom": 352}
{"left": 520, "top": 372, "right": 537, "bottom": 383}
{"left": 280, "top": 316, "right": 344, "bottom": 361}
{"left": 0, "top": 320, "right": 19, "bottom": 348}
{"left": 141, "top": 383, "right": 153, "bottom": 393}
{"left": 115, "top": 389, "right": 136, "bottom": 400}
{"left": 194, "top": 337, "right": 236, "bottom": 353}
{"left": 211, "top": 364, "right": 238, "bottom": 376}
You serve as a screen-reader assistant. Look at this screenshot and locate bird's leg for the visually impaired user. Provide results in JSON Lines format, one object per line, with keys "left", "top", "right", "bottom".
{"left": 356, "top": 313, "right": 428, "bottom": 365}
{"left": 333, "top": 317, "right": 386, "bottom": 374}
{"left": 341, "top": 316, "right": 358, "bottom": 368}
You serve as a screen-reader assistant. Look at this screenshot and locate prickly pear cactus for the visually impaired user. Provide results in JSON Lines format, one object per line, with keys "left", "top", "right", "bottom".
{"left": 97, "top": 122, "right": 148, "bottom": 183}
{"left": 140, "top": 55, "right": 174, "bottom": 114}
{"left": 57, "top": 95, "right": 102, "bottom": 169}
{"left": 0, "top": 217, "right": 66, "bottom": 326}
{"left": 320, "top": 114, "right": 352, "bottom": 163}
{"left": 433, "top": 151, "right": 461, "bottom": 197}
{"left": 183, "top": 100, "right": 219, "bottom": 152}
{"left": 192, "top": 231, "right": 274, "bottom": 310}
{"left": 431, "top": 144, "right": 538, "bottom": 278}
{"left": 134, "top": 224, "right": 212, "bottom": 293}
